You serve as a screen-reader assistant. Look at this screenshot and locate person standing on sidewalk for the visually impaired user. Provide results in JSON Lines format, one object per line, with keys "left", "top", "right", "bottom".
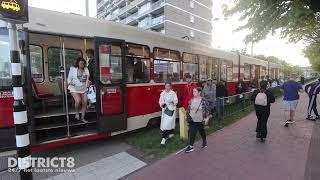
{"left": 281, "top": 75, "right": 303, "bottom": 127}
{"left": 251, "top": 80, "right": 275, "bottom": 142}
{"left": 216, "top": 80, "right": 228, "bottom": 117}
{"left": 159, "top": 82, "right": 178, "bottom": 145}
{"left": 202, "top": 78, "right": 216, "bottom": 119}
{"left": 305, "top": 79, "right": 320, "bottom": 121}
{"left": 185, "top": 87, "right": 210, "bottom": 153}
{"left": 236, "top": 78, "right": 248, "bottom": 110}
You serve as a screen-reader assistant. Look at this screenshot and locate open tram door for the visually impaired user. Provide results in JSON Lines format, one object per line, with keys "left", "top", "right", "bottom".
{"left": 94, "top": 37, "right": 127, "bottom": 133}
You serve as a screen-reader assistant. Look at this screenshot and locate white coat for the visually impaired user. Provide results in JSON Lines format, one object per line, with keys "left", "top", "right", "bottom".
{"left": 159, "top": 90, "right": 178, "bottom": 131}
{"left": 67, "top": 66, "right": 90, "bottom": 93}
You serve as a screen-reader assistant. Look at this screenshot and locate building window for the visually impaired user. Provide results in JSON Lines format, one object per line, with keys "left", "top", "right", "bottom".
{"left": 190, "top": 15, "right": 194, "bottom": 23}
{"left": 190, "top": 1, "right": 194, "bottom": 8}
{"left": 190, "top": 30, "right": 194, "bottom": 37}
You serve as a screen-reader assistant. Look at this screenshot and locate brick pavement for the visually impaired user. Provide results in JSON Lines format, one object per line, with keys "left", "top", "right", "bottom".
{"left": 127, "top": 93, "right": 315, "bottom": 180}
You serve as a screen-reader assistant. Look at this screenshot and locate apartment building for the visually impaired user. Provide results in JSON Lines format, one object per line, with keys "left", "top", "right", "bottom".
{"left": 97, "top": 0, "right": 212, "bottom": 45}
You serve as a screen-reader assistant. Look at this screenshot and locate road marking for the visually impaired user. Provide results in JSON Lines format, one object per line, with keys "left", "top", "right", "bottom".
{"left": 48, "top": 152, "right": 146, "bottom": 180}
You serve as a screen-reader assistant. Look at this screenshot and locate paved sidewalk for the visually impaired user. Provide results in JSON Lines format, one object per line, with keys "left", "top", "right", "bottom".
{"left": 127, "top": 93, "right": 316, "bottom": 180}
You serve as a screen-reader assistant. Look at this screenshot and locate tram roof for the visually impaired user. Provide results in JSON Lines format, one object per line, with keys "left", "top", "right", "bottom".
{"left": 25, "top": 7, "right": 235, "bottom": 59}
{"left": 24, "top": 7, "right": 281, "bottom": 68}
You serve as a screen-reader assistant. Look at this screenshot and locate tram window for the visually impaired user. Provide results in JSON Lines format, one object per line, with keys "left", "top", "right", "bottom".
{"left": 98, "top": 45, "right": 123, "bottom": 84}
{"left": 220, "top": 61, "right": 227, "bottom": 81}
{"left": 154, "top": 60, "right": 180, "bottom": 83}
{"left": 30, "top": 45, "right": 44, "bottom": 83}
{"left": 154, "top": 48, "right": 180, "bottom": 61}
{"left": 260, "top": 66, "right": 266, "bottom": 79}
{"left": 126, "top": 44, "right": 150, "bottom": 83}
{"left": 206, "top": 57, "right": 219, "bottom": 80}
{"left": 183, "top": 53, "right": 198, "bottom": 81}
{"left": 48, "top": 47, "right": 82, "bottom": 81}
{"left": 0, "top": 30, "right": 11, "bottom": 87}
{"left": 244, "top": 63, "right": 250, "bottom": 80}
{"left": 227, "top": 62, "right": 233, "bottom": 81}
{"left": 199, "top": 55, "right": 207, "bottom": 81}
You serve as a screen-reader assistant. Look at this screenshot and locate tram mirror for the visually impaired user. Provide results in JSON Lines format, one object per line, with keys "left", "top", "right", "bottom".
{"left": 0, "top": 0, "right": 28, "bottom": 24}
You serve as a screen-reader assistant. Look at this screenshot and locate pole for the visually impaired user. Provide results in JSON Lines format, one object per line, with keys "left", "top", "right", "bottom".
{"left": 85, "top": 0, "right": 89, "bottom": 17}
{"left": 8, "top": 23, "right": 33, "bottom": 180}
{"left": 238, "top": 52, "right": 241, "bottom": 81}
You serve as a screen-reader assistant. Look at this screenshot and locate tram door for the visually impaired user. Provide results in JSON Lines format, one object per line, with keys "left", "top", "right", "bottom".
{"left": 29, "top": 34, "right": 97, "bottom": 143}
{"left": 94, "top": 37, "right": 127, "bottom": 133}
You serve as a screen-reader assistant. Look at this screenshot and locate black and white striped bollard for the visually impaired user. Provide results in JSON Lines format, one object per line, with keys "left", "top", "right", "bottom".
{"left": 8, "top": 23, "right": 33, "bottom": 180}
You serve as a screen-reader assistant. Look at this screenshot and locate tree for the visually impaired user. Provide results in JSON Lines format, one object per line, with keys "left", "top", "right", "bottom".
{"left": 223, "top": 0, "right": 320, "bottom": 71}
{"left": 223, "top": 0, "right": 320, "bottom": 44}
{"left": 304, "top": 42, "right": 320, "bottom": 70}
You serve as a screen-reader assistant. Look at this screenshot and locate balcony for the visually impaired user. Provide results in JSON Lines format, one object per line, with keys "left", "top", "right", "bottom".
{"left": 150, "top": 15, "right": 164, "bottom": 29}
{"left": 118, "top": 0, "right": 148, "bottom": 17}
{"left": 125, "top": 0, "right": 165, "bottom": 25}
{"left": 97, "top": 0, "right": 107, "bottom": 10}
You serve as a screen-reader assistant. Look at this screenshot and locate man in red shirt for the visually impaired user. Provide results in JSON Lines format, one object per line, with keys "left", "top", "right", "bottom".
{"left": 183, "top": 74, "right": 198, "bottom": 110}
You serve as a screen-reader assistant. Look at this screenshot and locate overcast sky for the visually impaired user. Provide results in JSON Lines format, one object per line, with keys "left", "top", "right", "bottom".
{"left": 29, "top": 0, "right": 310, "bottom": 67}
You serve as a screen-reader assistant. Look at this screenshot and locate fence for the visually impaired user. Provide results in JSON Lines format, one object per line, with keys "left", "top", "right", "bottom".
{"left": 216, "top": 86, "right": 282, "bottom": 118}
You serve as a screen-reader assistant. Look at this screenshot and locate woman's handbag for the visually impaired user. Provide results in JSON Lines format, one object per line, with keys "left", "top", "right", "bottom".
{"left": 87, "top": 85, "right": 96, "bottom": 103}
{"left": 164, "top": 107, "right": 175, "bottom": 116}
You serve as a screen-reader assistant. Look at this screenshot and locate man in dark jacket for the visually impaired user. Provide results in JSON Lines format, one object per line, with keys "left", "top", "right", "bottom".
{"left": 251, "top": 80, "right": 275, "bottom": 142}
{"left": 216, "top": 80, "right": 228, "bottom": 116}
{"left": 86, "top": 49, "right": 95, "bottom": 84}
{"left": 236, "top": 78, "right": 247, "bottom": 94}
{"left": 305, "top": 79, "right": 320, "bottom": 120}
{"left": 236, "top": 78, "right": 248, "bottom": 110}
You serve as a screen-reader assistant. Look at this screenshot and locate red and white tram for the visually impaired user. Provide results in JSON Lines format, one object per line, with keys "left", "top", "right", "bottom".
{"left": 0, "top": 7, "right": 282, "bottom": 151}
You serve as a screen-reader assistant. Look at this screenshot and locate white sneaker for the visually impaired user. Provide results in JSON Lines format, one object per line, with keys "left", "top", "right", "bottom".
{"left": 161, "top": 138, "right": 166, "bottom": 145}
{"left": 168, "top": 134, "right": 174, "bottom": 139}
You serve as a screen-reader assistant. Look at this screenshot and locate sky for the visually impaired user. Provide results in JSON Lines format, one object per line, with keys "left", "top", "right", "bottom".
{"left": 28, "top": 0, "right": 310, "bottom": 67}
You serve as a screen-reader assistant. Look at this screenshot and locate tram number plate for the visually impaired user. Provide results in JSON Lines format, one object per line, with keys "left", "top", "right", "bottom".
{"left": 106, "top": 88, "right": 117, "bottom": 94}
{"left": 0, "top": 91, "right": 13, "bottom": 98}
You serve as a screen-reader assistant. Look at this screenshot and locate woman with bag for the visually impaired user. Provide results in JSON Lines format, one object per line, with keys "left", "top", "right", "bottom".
{"left": 67, "top": 57, "right": 90, "bottom": 123}
{"left": 251, "top": 80, "right": 275, "bottom": 142}
{"left": 185, "top": 87, "right": 210, "bottom": 153}
{"left": 159, "top": 82, "right": 178, "bottom": 145}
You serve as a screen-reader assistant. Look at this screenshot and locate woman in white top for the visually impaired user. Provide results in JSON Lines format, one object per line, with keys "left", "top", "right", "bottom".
{"left": 67, "top": 57, "right": 90, "bottom": 122}
{"left": 159, "top": 81, "right": 178, "bottom": 145}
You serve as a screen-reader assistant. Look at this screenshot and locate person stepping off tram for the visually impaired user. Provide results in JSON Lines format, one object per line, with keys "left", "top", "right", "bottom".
{"left": 305, "top": 79, "right": 320, "bottom": 121}
{"left": 280, "top": 75, "right": 303, "bottom": 127}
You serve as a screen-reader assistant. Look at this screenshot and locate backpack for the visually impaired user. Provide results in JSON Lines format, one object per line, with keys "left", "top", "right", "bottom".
{"left": 255, "top": 90, "right": 267, "bottom": 106}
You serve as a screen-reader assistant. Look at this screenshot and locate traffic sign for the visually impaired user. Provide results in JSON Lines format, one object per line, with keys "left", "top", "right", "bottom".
{"left": 0, "top": 0, "right": 28, "bottom": 24}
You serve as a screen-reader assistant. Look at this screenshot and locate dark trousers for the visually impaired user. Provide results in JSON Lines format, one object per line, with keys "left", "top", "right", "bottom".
{"left": 189, "top": 122, "right": 206, "bottom": 146}
{"left": 162, "top": 129, "right": 174, "bottom": 139}
{"left": 255, "top": 108, "right": 270, "bottom": 138}
{"left": 307, "top": 95, "right": 319, "bottom": 117}
{"left": 216, "top": 97, "right": 224, "bottom": 116}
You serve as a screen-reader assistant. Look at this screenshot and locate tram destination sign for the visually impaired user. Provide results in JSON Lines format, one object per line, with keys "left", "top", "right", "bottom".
{"left": 0, "top": 0, "right": 28, "bottom": 23}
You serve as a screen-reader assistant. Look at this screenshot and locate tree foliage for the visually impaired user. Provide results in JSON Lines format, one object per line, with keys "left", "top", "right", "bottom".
{"left": 223, "top": 0, "right": 320, "bottom": 71}
{"left": 304, "top": 42, "right": 320, "bottom": 70}
{"left": 224, "top": 0, "right": 320, "bottom": 44}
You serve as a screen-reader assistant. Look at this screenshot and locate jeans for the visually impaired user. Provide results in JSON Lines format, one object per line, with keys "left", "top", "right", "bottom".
{"left": 189, "top": 122, "right": 206, "bottom": 146}
{"left": 216, "top": 97, "right": 224, "bottom": 116}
